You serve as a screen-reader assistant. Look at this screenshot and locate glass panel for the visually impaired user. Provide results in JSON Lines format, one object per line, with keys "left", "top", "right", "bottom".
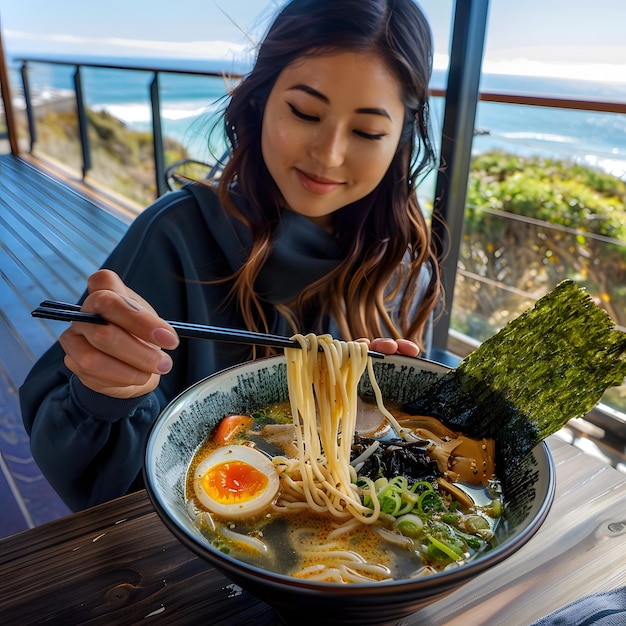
{"left": 417, "top": 0, "right": 453, "bottom": 216}
{"left": 455, "top": 201, "right": 626, "bottom": 338}
{"left": 5, "top": 60, "right": 33, "bottom": 152}
{"left": 156, "top": 71, "right": 236, "bottom": 180}
{"left": 25, "top": 62, "right": 82, "bottom": 174}
{"left": 80, "top": 66, "right": 155, "bottom": 207}
{"left": 473, "top": 99, "right": 626, "bottom": 179}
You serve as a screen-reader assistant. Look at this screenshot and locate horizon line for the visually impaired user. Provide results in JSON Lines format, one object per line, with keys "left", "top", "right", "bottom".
{"left": 5, "top": 38, "right": 626, "bottom": 86}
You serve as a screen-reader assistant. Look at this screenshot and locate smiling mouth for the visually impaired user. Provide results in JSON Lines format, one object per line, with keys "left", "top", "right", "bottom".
{"left": 296, "top": 169, "right": 343, "bottom": 194}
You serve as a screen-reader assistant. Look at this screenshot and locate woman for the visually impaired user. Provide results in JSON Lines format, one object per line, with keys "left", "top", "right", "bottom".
{"left": 20, "top": 0, "right": 442, "bottom": 511}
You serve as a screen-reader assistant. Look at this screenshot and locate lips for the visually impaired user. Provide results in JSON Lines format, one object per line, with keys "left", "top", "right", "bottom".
{"left": 295, "top": 168, "right": 343, "bottom": 195}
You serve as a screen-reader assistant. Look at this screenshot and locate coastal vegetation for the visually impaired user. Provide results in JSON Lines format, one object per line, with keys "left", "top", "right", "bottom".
{"left": 456, "top": 151, "right": 626, "bottom": 338}
{"left": 17, "top": 106, "right": 194, "bottom": 207}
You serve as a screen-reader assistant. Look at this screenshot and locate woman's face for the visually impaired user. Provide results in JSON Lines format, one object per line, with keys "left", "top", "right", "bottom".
{"left": 261, "top": 51, "right": 406, "bottom": 230}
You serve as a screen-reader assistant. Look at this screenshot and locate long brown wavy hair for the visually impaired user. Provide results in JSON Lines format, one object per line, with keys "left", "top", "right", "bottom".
{"left": 210, "top": 0, "right": 442, "bottom": 351}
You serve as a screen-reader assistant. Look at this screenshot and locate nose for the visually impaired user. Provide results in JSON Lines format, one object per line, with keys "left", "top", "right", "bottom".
{"left": 309, "top": 124, "right": 346, "bottom": 169}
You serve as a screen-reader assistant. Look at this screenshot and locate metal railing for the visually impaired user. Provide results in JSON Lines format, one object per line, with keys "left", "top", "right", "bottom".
{"left": 431, "top": 87, "right": 626, "bottom": 115}
{"left": 15, "top": 56, "right": 244, "bottom": 197}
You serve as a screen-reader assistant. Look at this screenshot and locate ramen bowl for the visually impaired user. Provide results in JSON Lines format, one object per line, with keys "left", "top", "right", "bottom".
{"left": 143, "top": 355, "right": 555, "bottom": 626}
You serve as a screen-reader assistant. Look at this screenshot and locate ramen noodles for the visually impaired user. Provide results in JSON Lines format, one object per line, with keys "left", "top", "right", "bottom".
{"left": 186, "top": 334, "right": 502, "bottom": 583}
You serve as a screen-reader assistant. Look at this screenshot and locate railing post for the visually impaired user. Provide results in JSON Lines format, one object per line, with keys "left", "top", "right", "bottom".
{"left": 0, "top": 23, "right": 19, "bottom": 154}
{"left": 73, "top": 65, "right": 91, "bottom": 179}
{"left": 150, "top": 72, "right": 167, "bottom": 198}
{"left": 20, "top": 61, "right": 36, "bottom": 152}
{"left": 431, "top": 0, "right": 490, "bottom": 351}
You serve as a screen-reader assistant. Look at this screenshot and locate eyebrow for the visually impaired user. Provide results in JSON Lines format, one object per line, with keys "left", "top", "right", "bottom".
{"left": 286, "top": 83, "right": 393, "bottom": 120}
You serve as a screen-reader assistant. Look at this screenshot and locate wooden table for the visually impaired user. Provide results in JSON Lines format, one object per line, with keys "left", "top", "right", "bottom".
{"left": 1, "top": 437, "right": 624, "bottom": 625}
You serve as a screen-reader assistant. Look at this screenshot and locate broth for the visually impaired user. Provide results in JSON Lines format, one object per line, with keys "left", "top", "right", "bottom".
{"left": 185, "top": 400, "right": 503, "bottom": 583}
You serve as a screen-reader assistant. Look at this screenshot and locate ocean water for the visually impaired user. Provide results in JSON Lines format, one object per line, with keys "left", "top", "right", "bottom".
{"left": 8, "top": 54, "right": 626, "bottom": 180}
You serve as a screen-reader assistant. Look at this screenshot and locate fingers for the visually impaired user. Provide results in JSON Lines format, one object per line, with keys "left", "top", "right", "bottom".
{"left": 85, "top": 270, "right": 179, "bottom": 350}
{"left": 60, "top": 329, "right": 163, "bottom": 399}
{"left": 60, "top": 318, "right": 172, "bottom": 374}
{"left": 367, "top": 337, "right": 420, "bottom": 357}
{"left": 59, "top": 270, "right": 179, "bottom": 398}
{"left": 83, "top": 289, "right": 179, "bottom": 351}
{"left": 367, "top": 338, "right": 398, "bottom": 354}
{"left": 395, "top": 338, "right": 420, "bottom": 358}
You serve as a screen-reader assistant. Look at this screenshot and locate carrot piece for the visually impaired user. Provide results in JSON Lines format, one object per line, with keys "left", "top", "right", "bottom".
{"left": 213, "top": 415, "right": 254, "bottom": 445}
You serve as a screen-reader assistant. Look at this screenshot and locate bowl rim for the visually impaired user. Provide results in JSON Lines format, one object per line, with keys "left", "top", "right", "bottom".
{"left": 143, "top": 354, "right": 557, "bottom": 592}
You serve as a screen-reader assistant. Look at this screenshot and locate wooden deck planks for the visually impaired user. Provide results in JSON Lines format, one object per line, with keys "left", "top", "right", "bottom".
{"left": 0, "top": 155, "right": 128, "bottom": 381}
{"left": 0, "top": 153, "right": 129, "bottom": 536}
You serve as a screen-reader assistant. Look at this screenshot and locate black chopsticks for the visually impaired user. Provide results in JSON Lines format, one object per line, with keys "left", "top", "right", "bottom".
{"left": 32, "top": 300, "right": 384, "bottom": 358}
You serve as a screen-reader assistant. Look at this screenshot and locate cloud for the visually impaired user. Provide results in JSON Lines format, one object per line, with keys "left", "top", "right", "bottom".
{"left": 7, "top": 30, "right": 626, "bottom": 84}
{"left": 4, "top": 28, "right": 248, "bottom": 60}
{"left": 483, "top": 58, "right": 626, "bottom": 84}
{"left": 432, "top": 52, "right": 626, "bottom": 84}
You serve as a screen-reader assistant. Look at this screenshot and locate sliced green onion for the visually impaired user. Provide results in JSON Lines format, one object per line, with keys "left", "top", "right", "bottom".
{"left": 410, "top": 480, "right": 435, "bottom": 494}
{"left": 426, "top": 534, "right": 464, "bottom": 561}
{"left": 441, "top": 513, "right": 461, "bottom": 525}
{"left": 464, "top": 515, "right": 490, "bottom": 533}
{"left": 374, "top": 477, "right": 389, "bottom": 490}
{"left": 451, "top": 527, "right": 484, "bottom": 551}
{"left": 485, "top": 499, "right": 503, "bottom": 517}
{"left": 417, "top": 490, "right": 443, "bottom": 516}
{"left": 394, "top": 514, "right": 424, "bottom": 538}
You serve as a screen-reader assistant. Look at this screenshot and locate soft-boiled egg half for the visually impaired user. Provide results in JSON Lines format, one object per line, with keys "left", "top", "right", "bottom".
{"left": 193, "top": 445, "right": 280, "bottom": 519}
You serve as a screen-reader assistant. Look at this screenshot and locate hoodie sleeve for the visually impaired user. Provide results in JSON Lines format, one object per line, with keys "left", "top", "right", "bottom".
{"left": 19, "top": 188, "right": 199, "bottom": 512}
{"left": 20, "top": 341, "right": 165, "bottom": 511}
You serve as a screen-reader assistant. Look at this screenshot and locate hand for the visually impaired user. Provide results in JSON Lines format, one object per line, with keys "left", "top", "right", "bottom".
{"left": 58, "top": 269, "right": 180, "bottom": 399}
{"left": 357, "top": 337, "right": 420, "bottom": 358}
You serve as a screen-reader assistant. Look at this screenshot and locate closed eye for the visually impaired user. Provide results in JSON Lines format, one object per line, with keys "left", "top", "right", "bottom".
{"left": 353, "top": 130, "right": 386, "bottom": 141}
{"left": 287, "top": 102, "right": 319, "bottom": 122}
{"left": 288, "top": 102, "right": 386, "bottom": 140}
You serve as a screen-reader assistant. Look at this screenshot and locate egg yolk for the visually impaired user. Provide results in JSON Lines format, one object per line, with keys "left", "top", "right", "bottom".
{"left": 200, "top": 460, "right": 269, "bottom": 504}
{"left": 193, "top": 444, "right": 280, "bottom": 518}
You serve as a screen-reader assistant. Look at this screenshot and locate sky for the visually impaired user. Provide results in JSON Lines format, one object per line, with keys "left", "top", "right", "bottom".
{"left": 1, "top": 0, "right": 626, "bottom": 84}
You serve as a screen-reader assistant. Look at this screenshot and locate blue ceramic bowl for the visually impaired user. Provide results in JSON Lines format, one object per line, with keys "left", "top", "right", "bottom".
{"left": 144, "top": 355, "right": 555, "bottom": 626}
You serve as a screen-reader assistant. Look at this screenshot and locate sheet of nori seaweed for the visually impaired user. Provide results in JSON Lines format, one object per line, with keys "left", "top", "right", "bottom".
{"left": 405, "top": 280, "right": 626, "bottom": 471}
